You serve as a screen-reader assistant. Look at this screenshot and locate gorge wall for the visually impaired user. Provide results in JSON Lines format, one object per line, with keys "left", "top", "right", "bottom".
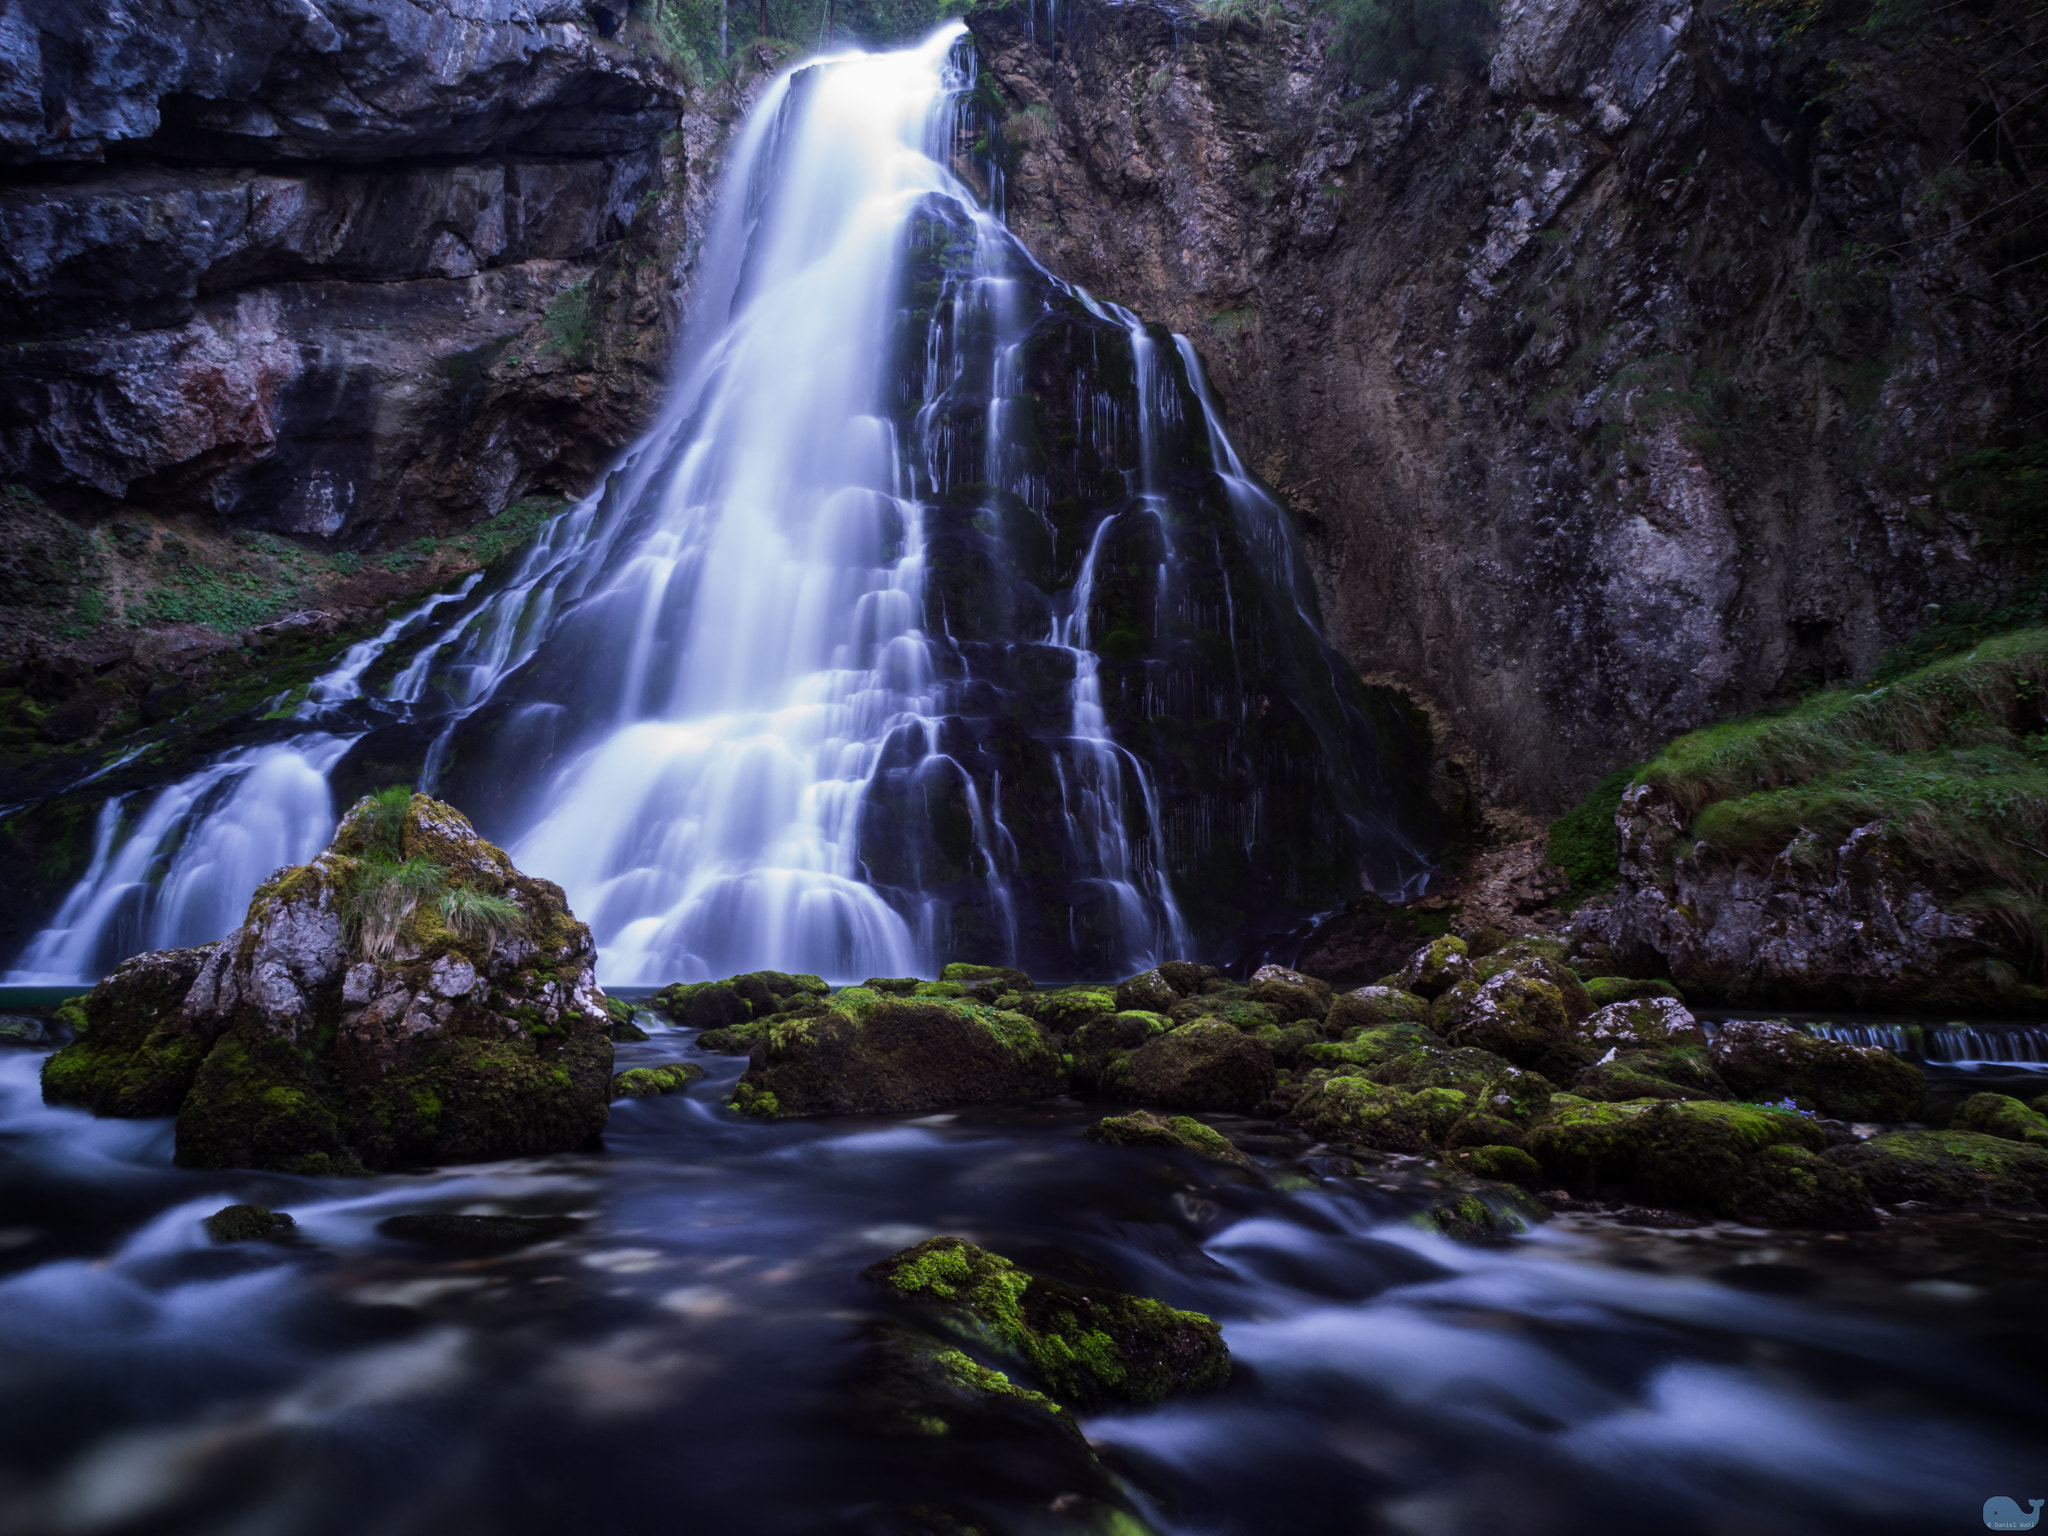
{"left": 970, "top": 0, "right": 2045, "bottom": 813}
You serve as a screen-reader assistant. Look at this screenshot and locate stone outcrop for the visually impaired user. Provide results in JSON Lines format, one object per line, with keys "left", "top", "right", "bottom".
{"left": 1586, "top": 781, "right": 2003, "bottom": 1008}
{"left": 41, "top": 789, "right": 613, "bottom": 1171}
{"left": 0, "top": 0, "right": 722, "bottom": 549}
{"left": 969, "top": 0, "right": 2046, "bottom": 811}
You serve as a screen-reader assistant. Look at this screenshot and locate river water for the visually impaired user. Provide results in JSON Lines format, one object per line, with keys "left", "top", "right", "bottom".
{"left": 0, "top": 1020, "right": 2039, "bottom": 1536}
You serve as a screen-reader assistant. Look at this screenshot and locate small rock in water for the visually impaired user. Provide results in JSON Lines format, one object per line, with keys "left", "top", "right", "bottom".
{"left": 203, "top": 1204, "right": 296, "bottom": 1243}
{"left": 0, "top": 1016, "right": 49, "bottom": 1046}
{"left": 611, "top": 1063, "right": 704, "bottom": 1099}
{"left": 1084, "top": 1109, "right": 1250, "bottom": 1164}
{"left": 378, "top": 1213, "right": 580, "bottom": 1250}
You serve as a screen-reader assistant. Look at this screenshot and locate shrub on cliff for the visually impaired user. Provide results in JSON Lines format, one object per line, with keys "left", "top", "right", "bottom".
{"left": 1326, "top": 0, "right": 1496, "bottom": 85}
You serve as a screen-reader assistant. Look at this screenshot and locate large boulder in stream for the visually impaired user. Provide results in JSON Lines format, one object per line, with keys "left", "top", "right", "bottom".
{"left": 41, "top": 790, "right": 612, "bottom": 1173}
{"left": 1708, "top": 1019, "right": 1923, "bottom": 1121}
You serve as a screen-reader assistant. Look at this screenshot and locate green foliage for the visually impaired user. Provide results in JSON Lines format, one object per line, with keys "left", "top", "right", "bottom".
{"left": 1325, "top": 0, "right": 1496, "bottom": 84}
{"left": 1871, "top": 588, "right": 2048, "bottom": 683}
{"left": 453, "top": 497, "right": 563, "bottom": 568}
{"left": 360, "top": 785, "right": 415, "bottom": 858}
{"left": 1544, "top": 768, "right": 1638, "bottom": 898}
{"left": 148, "top": 565, "right": 302, "bottom": 633}
{"left": 439, "top": 886, "right": 529, "bottom": 945}
{"left": 381, "top": 536, "right": 441, "bottom": 572}
{"left": 1945, "top": 441, "right": 2048, "bottom": 560}
{"left": 540, "top": 281, "right": 597, "bottom": 358}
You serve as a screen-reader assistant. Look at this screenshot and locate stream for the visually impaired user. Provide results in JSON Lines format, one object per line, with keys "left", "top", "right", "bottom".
{"left": 0, "top": 1019, "right": 2039, "bottom": 1536}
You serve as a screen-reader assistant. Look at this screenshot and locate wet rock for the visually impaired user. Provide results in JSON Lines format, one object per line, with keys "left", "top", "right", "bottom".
{"left": 1325, "top": 985, "right": 1431, "bottom": 1031}
{"left": 1424, "top": 1181, "right": 1550, "bottom": 1240}
{"left": 1114, "top": 968, "right": 1179, "bottom": 1013}
{"left": 852, "top": 1320, "right": 1081, "bottom": 1442}
{"left": 378, "top": 1212, "right": 581, "bottom": 1250}
{"left": 1083, "top": 1109, "right": 1250, "bottom": 1165}
{"left": 1392, "top": 936, "right": 1473, "bottom": 999}
{"left": 1246, "top": 964, "right": 1332, "bottom": 1023}
{"left": 654, "top": 971, "right": 829, "bottom": 1031}
{"left": 729, "top": 995, "right": 1062, "bottom": 1117}
{"left": 1290, "top": 1076, "right": 1470, "bottom": 1153}
{"left": 1525, "top": 1097, "right": 1828, "bottom": 1215}
{"left": 611, "top": 1062, "right": 703, "bottom": 1099}
{"left": 1571, "top": 1046, "right": 1728, "bottom": 1103}
{"left": 1108, "top": 1019, "right": 1276, "bottom": 1112}
{"left": 1735, "top": 1145, "right": 1878, "bottom": 1230}
{"left": 40, "top": 944, "right": 221, "bottom": 1116}
{"left": 1067, "top": 1010, "right": 1171, "bottom": 1094}
{"left": 202, "top": 1203, "right": 296, "bottom": 1243}
{"left": 1448, "top": 1144, "right": 1543, "bottom": 1187}
{"left": 1582, "top": 976, "right": 1685, "bottom": 1008}
{"left": 1828, "top": 1129, "right": 2048, "bottom": 1208}
{"left": 1578, "top": 996, "right": 1705, "bottom": 1050}
{"left": 861, "top": 1236, "right": 1229, "bottom": 1411}
{"left": 604, "top": 995, "right": 650, "bottom": 1042}
{"left": 1950, "top": 1092, "right": 2048, "bottom": 1147}
{"left": 1708, "top": 1020, "right": 1923, "bottom": 1122}
{"left": 0, "top": 1014, "right": 50, "bottom": 1045}
{"left": 43, "top": 790, "right": 613, "bottom": 1173}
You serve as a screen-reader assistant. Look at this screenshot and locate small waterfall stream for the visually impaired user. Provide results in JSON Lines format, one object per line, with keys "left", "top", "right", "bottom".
{"left": 7, "top": 26, "right": 1434, "bottom": 987}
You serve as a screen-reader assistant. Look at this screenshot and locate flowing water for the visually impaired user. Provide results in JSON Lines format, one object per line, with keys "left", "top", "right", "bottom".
{"left": 0, "top": 1027, "right": 2039, "bottom": 1536}
{"left": 7, "top": 27, "right": 1433, "bottom": 989}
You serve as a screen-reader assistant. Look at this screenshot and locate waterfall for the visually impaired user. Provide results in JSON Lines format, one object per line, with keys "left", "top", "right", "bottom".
{"left": 8, "top": 25, "right": 1436, "bottom": 988}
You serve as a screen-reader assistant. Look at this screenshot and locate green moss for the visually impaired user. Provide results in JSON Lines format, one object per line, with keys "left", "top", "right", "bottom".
{"left": 1449, "top": 1143, "right": 1543, "bottom": 1186}
{"left": 1291, "top": 1075, "right": 1470, "bottom": 1152}
{"left": 1582, "top": 976, "right": 1685, "bottom": 1008}
{"left": 1324, "top": 986, "right": 1431, "bottom": 1031}
{"left": 1828, "top": 1127, "right": 2048, "bottom": 1208}
{"left": 1545, "top": 769, "right": 1639, "bottom": 900}
{"left": 863, "top": 1237, "right": 1229, "bottom": 1411}
{"left": 1084, "top": 1109, "right": 1250, "bottom": 1164}
{"left": 1525, "top": 1097, "right": 1825, "bottom": 1213}
{"left": 612, "top": 1062, "right": 705, "bottom": 1099}
{"left": 1949, "top": 1091, "right": 2048, "bottom": 1147}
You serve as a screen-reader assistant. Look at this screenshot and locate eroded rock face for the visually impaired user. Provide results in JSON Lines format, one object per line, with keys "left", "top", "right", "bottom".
{"left": 1593, "top": 782, "right": 1997, "bottom": 1008}
{"left": 968, "top": 0, "right": 2040, "bottom": 810}
{"left": 0, "top": 0, "right": 721, "bottom": 548}
{"left": 42, "top": 791, "right": 613, "bottom": 1171}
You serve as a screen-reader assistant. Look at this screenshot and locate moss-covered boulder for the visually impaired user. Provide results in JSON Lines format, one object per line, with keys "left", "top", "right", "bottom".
{"left": 1247, "top": 1020, "right": 1321, "bottom": 1067}
{"left": 1325, "top": 985, "right": 1431, "bottom": 1032}
{"left": 1115, "top": 968, "right": 1181, "bottom": 1013}
{"left": 1708, "top": 1019, "right": 1923, "bottom": 1121}
{"left": 862, "top": 1237, "right": 1229, "bottom": 1411}
{"left": 729, "top": 996, "right": 1062, "bottom": 1117}
{"left": 1290, "top": 1074, "right": 1469, "bottom": 1152}
{"left": 1245, "top": 964, "right": 1332, "bottom": 1024}
{"left": 853, "top": 1321, "right": 1082, "bottom": 1442}
{"left": 1446, "top": 1111, "right": 1525, "bottom": 1148}
{"left": 1578, "top": 996, "right": 1706, "bottom": 1051}
{"left": 940, "top": 962, "right": 1034, "bottom": 993}
{"left": 42, "top": 791, "right": 613, "bottom": 1174}
{"left": 1392, "top": 936, "right": 1473, "bottom": 998}
{"left": 1028, "top": 985, "right": 1119, "bottom": 1036}
{"left": 1470, "top": 936, "right": 1573, "bottom": 979}
{"left": 1448, "top": 1144, "right": 1543, "bottom": 1186}
{"left": 1736, "top": 1146, "right": 1878, "bottom": 1229}
{"left": 1582, "top": 976, "right": 1685, "bottom": 1008}
{"left": 1571, "top": 1045, "right": 1728, "bottom": 1103}
{"left": 203, "top": 1204, "right": 296, "bottom": 1243}
{"left": 654, "top": 970, "right": 829, "bottom": 1030}
{"left": 1525, "top": 1098, "right": 1828, "bottom": 1215}
{"left": 1108, "top": 1018, "right": 1276, "bottom": 1111}
{"left": 603, "top": 994, "right": 650, "bottom": 1042}
{"left": 1423, "top": 1180, "right": 1551, "bottom": 1240}
{"left": 1068, "top": 1009, "right": 1172, "bottom": 1093}
{"left": 1431, "top": 967, "right": 1591, "bottom": 1079}
{"left": 611, "top": 1062, "right": 704, "bottom": 1099}
{"left": 1084, "top": 1109, "right": 1250, "bottom": 1164}
{"left": 1827, "top": 1128, "right": 2048, "bottom": 1208}
{"left": 1951, "top": 1091, "right": 2048, "bottom": 1146}
{"left": 40, "top": 943, "right": 221, "bottom": 1117}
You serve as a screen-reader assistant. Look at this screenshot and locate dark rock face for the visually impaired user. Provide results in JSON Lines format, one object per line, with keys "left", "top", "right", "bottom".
{"left": 969, "top": 0, "right": 2045, "bottom": 811}
{"left": 0, "top": 0, "right": 711, "bottom": 548}
{"left": 40, "top": 790, "right": 614, "bottom": 1172}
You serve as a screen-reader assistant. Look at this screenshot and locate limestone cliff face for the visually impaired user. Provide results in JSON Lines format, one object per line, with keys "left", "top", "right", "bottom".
{"left": 970, "top": 0, "right": 2043, "bottom": 811}
{"left": 0, "top": 0, "right": 730, "bottom": 548}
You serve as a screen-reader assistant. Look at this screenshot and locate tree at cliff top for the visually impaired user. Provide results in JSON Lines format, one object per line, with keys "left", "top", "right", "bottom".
{"left": 1325, "top": 0, "right": 1496, "bottom": 84}
{"left": 40, "top": 788, "right": 613, "bottom": 1173}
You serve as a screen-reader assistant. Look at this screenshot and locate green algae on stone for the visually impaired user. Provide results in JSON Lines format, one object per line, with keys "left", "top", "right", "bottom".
{"left": 203, "top": 1204, "right": 297, "bottom": 1243}
{"left": 40, "top": 944, "right": 223, "bottom": 1117}
{"left": 1708, "top": 1019, "right": 1922, "bottom": 1121}
{"left": 611, "top": 1062, "right": 705, "bottom": 1099}
{"left": 1827, "top": 1128, "right": 2048, "bottom": 1208}
{"left": 1324, "top": 985, "right": 1431, "bottom": 1032}
{"left": 1289, "top": 1076, "right": 1468, "bottom": 1152}
{"left": 861, "top": 1236, "right": 1229, "bottom": 1412}
{"left": 1448, "top": 1143, "right": 1543, "bottom": 1186}
{"left": 1525, "top": 1097, "right": 1827, "bottom": 1215}
{"left": 1582, "top": 977, "right": 1685, "bottom": 1008}
{"left": 1951, "top": 1091, "right": 2048, "bottom": 1146}
{"left": 1736, "top": 1145, "right": 1877, "bottom": 1229}
{"left": 1110, "top": 1018, "right": 1276, "bottom": 1111}
{"left": 1084, "top": 1109, "right": 1250, "bottom": 1164}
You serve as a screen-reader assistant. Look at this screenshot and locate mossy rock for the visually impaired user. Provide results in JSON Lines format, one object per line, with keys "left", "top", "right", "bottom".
{"left": 203, "top": 1204, "right": 296, "bottom": 1243}
{"left": 1303, "top": 1020, "right": 1446, "bottom": 1076}
{"left": 860, "top": 977, "right": 923, "bottom": 995}
{"left": 1423, "top": 1180, "right": 1550, "bottom": 1240}
{"left": 604, "top": 994, "right": 650, "bottom": 1041}
{"left": 1245, "top": 965, "right": 1332, "bottom": 1024}
{"left": 1115, "top": 968, "right": 1180, "bottom": 1013}
{"left": 1582, "top": 976, "right": 1685, "bottom": 1008}
{"left": 1031, "top": 985, "right": 1119, "bottom": 1036}
{"left": 1445, "top": 1112, "right": 1525, "bottom": 1148}
{"left": 1736, "top": 1145, "right": 1877, "bottom": 1229}
{"left": 1709, "top": 1020, "right": 1923, "bottom": 1121}
{"left": 1289, "top": 1076, "right": 1468, "bottom": 1152}
{"left": 940, "top": 962, "right": 1034, "bottom": 992}
{"left": 1951, "top": 1091, "right": 2048, "bottom": 1147}
{"left": 176, "top": 1035, "right": 364, "bottom": 1175}
{"left": 1572, "top": 1045, "right": 1727, "bottom": 1103}
{"left": 1188, "top": 997, "right": 1281, "bottom": 1032}
{"left": 1525, "top": 1098, "right": 1827, "bottom": 1215}
{"left": 1431, "top": 968, "right": 1591, "bottom": 1079}
{"left": 1110, "top": 1019, "right": 1276, "bottom": 1112}
{"left": 1577, "top": 997, "right": 1705, "bottom": 1051}
{"left": 1248, "top": 1021, "right": 1320, "bottom": 1067}
{"left": 1084, "top": 1109, "right": 1250, "bottom": 1164}
{"left": 1827, "top": 1128, "right": 2048, "bottom": 1208}
{"left": 1448, "top": 1144, "right": 1543, "bottom": 1186}
{"left": 862, "top": 1236, "right": 1229, "bottom": 1412}
{"left": 1325, "top": 985, "right": 1431, "bottom": 1032}
{"left": 1470, "top": 936, "right": 1572, "bottom": 980}
{"left": 1156, "top": 960, "right": 1222, "bottom": 995}
{"left": 654, "top": 970, "right": 829, "bottom": 1029}
{"left": 612, "top": 1062, "right": 704, "bottom": 1099}
{"left": 1393, "top": 936, "right": 1472, "bottom": 999}
{"left": 853, "top": 1320, "right": 1081, "bottom": 1442}
{"left": 731, "top": 997, "right": 1063, "bottom": 1116}
{"left": 40, "top": 944, "right": 223, "bottom": 1117}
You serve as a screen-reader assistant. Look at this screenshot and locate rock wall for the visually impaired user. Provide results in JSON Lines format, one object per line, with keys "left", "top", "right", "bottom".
{"left": 0, "top": 0, "right": 728, "bottom": 550}
{"left": 970, "top": 0, "right": 2045, "bottom": 812}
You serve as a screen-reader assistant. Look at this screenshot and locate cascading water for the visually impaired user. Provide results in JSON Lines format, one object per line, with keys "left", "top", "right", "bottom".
{"left": 6, "top": 25, "right": 1437, "bottom": 987}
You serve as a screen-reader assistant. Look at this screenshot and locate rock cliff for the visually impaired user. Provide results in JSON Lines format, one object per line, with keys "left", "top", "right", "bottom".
{"left": 0, "top": 0, "right": 721, "bottom": 550}
{"left": 969, "top": 0, "right": 2047, "bottom": 811}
